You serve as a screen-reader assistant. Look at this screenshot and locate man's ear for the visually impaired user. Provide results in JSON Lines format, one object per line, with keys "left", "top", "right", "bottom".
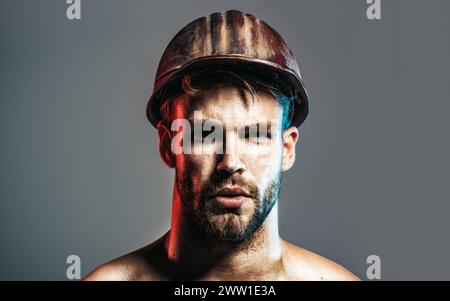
{"left": 281, "top": 126, "right": 299, "bottom": 171}
{"left": 157, "top": 122, "right": 176, "bottom": 168}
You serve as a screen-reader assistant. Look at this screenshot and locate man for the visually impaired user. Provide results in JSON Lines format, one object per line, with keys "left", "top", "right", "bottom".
{"left": 84, "top": 10, "right": 359, "bottom": 281}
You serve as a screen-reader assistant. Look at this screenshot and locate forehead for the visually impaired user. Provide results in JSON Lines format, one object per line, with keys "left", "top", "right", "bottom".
{"left": 179, "top": 86, "right": 283, "bottom": 127}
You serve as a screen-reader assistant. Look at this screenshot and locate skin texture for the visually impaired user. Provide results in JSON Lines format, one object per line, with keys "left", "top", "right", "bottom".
{"left": 84, "top": 86, "right": 360, "bottom": 281}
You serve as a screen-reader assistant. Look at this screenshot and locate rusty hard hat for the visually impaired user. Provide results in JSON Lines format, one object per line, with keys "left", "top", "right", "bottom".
{"left": 146, "top": 10, "right": 309, "bottom": 127}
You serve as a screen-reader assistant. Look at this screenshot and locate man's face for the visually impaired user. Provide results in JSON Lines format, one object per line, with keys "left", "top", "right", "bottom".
{"left": 166, "top": 86, "right": 289, "bottom": 242}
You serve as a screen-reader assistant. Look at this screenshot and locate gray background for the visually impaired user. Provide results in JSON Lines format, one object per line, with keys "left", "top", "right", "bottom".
{"left": 1, "top": 0, "right": 449, "bottom": 280}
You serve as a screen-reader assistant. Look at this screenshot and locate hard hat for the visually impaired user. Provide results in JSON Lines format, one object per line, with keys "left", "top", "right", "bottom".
{"left": 146, "top": 10, "right": 309, "bottom": 127}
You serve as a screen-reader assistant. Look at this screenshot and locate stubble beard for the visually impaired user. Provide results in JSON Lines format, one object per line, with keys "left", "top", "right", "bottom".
{"left": 177, "top": 171, "right": 282, "bottom": 244}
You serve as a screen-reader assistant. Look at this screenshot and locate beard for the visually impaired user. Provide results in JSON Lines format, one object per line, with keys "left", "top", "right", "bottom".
{"left": 176, "top": 169, "right": 282, "bottom": 243}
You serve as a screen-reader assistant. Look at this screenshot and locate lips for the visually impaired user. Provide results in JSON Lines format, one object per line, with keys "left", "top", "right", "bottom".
{"left": 208, "top": 186, "right": 253, "bottom": 209}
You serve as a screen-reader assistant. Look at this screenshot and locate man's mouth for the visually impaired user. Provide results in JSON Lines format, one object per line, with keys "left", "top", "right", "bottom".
{"left": 208, "top": 186, "right": 253, "bottom": 209}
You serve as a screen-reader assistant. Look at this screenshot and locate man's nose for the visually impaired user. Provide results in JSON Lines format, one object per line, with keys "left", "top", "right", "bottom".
{"left": 216, "top": 153, "right": 245, "bottom": 174}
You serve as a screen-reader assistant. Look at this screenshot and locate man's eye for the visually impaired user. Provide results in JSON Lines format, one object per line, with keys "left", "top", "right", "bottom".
{"left": 240, "top": 126, "right": 271, "bottom": 141}
{"left": 257, "top": 129, "right": 270, "bottom": 140}
{"left": 247, "top": 131, "right": 259, "bottom": 139}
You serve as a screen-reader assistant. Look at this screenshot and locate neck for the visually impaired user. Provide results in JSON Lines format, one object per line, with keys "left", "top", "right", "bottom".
{"left": 164, "top": 181, "right": 283, "bottom": 280}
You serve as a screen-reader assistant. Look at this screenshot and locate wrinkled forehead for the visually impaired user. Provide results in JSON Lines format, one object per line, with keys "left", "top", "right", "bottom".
{"left": 175, "top": 87, "right": 284, "bottom": 129}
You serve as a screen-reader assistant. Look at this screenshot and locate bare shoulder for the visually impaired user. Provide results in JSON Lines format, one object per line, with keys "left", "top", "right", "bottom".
{"left": 83, "top": 241, "right": 166, "bottom": 281}
{"left": 82, "top": 258, "right": 132, "bottom": 281}
{"left": 282, "top": 241, "right": 360, "bottom": 281}
{"left": 82, "top": 252, "right": 149, "bottom": 281}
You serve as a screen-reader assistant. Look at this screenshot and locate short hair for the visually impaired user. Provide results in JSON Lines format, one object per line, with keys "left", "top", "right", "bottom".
{"left": 159, "top": 68, "right": 295, "bottom": 130}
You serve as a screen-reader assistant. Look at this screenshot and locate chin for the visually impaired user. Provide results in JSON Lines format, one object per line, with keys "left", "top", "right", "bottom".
{"left": 203, "top": 212, "right": 256, "bottom": 242}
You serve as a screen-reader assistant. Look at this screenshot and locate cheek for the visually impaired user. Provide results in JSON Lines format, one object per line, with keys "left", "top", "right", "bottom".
{"left": 176, "top": 154, "right": 216, "bottom": 187}
{"left": 238, "top": 133, "right": 284, "bottom": 162}
{"left": 241, "top": 145, "right": 282, "bottom": 185}
{"left": 245, "top": 140, "right": 283, "bottom": 166}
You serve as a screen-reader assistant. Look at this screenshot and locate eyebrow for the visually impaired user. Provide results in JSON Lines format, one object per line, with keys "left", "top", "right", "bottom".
{"left": 241, "top": 122, "right": 273, "bottom": 130}
{"left": 187, "top": 118, "right": 222, "bottom": 128}
{"left": 188, "top": 119, "right": 274, "bottom": 129}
